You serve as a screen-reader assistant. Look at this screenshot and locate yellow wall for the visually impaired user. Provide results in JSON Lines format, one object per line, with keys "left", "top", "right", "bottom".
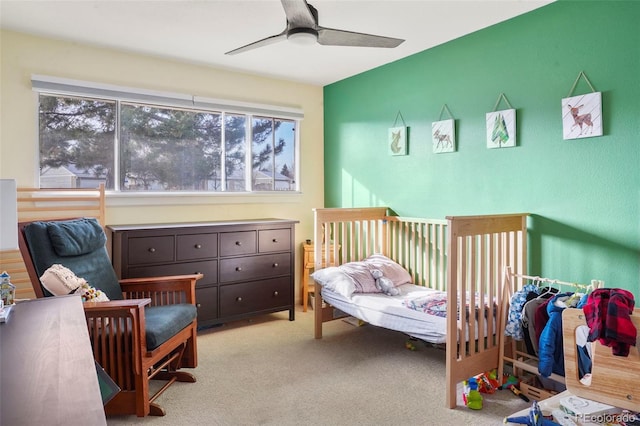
{"left": 0, "top": 30, "right": 325, "bottom": 303}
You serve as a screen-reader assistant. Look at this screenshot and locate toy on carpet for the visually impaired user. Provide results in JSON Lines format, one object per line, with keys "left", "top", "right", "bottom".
{"left": 405, "top": 338, "right": 417, "bottom": 351}
{"left": 500, "top": 373, "right": 520, "bottom": 390}
{"left": 471, "top": 369, "right": 523, "bottom": 395}
{"left": 370, "top": 269, "right": 400, "bottom": 296}
{"left": 503, "top": 400, "right": 561, "bottom": 425}
{"left": 462, "top": 377, "right": 483, "bottom": 410}
{"left": 473, "top": 369, "right": 501, "bottom": 394}
{"left": 498, "top": 373, "right": 530, "bottom": 402}
{"left": 509, "top": 385, "right": 530, "bottom": 402}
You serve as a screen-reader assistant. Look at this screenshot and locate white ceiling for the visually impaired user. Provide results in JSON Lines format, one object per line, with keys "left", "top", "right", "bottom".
{"left": 0, "top": 0, "right": 553, "bottom": 86}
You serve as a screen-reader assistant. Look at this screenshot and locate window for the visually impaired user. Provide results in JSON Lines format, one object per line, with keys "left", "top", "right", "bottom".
{"left": 39, "top": 95, "right": 116, "bottom": 189}
{"left": 251, "top": 117, "right": 296, "bottom": 191}
{"left": 34, "top": 76, "right": 301, "bottom": 193}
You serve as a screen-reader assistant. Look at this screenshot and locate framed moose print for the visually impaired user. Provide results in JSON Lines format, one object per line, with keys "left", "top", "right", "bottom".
{"left": 432, "top": 119, "right": 455, "bottom": 153}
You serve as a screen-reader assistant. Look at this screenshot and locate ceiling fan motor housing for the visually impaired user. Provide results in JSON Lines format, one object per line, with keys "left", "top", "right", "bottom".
{"left": 287, "top": 27, "right": 319, "bottom": 44}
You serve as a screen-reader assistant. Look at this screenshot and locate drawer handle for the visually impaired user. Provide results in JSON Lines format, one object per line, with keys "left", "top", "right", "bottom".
{"left": 195, "top": 244, "right": 202, "bottom": 249}
{"left": 272, "top": 238, "right": 278, "bottom": 243}
{"left": 235, "top": 241, "right": 242, "bottom": 246}
{"left": 236, "top": 267, "right": 242, "bottom": 272}
{"left": 236, "top": 297, "right": 242, "bottom": 302}
{"left": 273, "top": 291, "right": 279, "bottom": 296}
{"left": 272, "top": 263, "right": 279, "bottom": 268}
{"left": 148, "top": 247, "right": 156, "bottom": 253}
{"left": 196, "top": 303, "right": 202, "bottom": 308}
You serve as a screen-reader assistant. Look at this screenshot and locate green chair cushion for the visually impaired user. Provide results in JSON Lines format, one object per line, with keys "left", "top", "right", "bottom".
{"left": 47, "top": 218, "right": 107, "bottom": 256}
{"left": 145, "top": 304, "right": 197, "bottom": 350}
{"left": 23, "top": 219, "right": 123, "bottom": 300}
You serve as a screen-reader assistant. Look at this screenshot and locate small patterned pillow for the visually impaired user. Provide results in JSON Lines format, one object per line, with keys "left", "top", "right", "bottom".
{"left": 40, "top": 264, "right": 109, "bottom": 302}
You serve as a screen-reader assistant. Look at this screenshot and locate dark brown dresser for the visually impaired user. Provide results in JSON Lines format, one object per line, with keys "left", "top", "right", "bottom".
{"left": 107, "top": 219, "right": 297, "bottom": 328}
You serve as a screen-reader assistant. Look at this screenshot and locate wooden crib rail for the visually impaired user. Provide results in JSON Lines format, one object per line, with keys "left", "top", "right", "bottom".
{"left": 313, "top": 207, "right": 388, "bottom": 271}
{"left": 0, "top": 184, "right": 105, "bottom": 299}
{"left": 311, "top": 208, "right": 529, "bottom": 409}
{"left": 445, "top": 213, "right": 528, "bottom": 408}
{"left": 384, "top": 216, "right": 448, "bottom": 291}
{"left": 312, "top": 208, "right": 448, "bottom": 290}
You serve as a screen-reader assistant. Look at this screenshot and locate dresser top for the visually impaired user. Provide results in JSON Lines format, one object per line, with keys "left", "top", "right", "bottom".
{"left": 107, "top": 218, "right": 298, "bottom": 232}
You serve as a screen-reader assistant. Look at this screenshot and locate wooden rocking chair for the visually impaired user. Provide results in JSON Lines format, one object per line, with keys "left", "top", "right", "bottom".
{"left": 18, "top": 217, "right": 202, "bottom": 417}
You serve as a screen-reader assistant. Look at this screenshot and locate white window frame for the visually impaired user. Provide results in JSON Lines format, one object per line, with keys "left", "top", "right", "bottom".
{"left": 32, "top": 75, "right": 303, "bottom": 204}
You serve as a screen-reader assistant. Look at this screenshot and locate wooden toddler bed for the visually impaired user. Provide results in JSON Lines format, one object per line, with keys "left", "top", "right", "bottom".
{"left": 312, "top": 207, "right": 529, "bottom": 408}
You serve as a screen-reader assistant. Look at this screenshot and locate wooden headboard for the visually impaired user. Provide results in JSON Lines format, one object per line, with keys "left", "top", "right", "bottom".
{"left": 562, "top": 307, "right": 640, "bottom": 411}
{"left": 0, "top": 185, "right": 105, "bottom": 299}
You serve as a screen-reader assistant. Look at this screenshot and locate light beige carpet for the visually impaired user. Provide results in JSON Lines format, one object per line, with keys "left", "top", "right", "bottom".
{"left": 107, "top": 308, "right": 529, "bottom": 425}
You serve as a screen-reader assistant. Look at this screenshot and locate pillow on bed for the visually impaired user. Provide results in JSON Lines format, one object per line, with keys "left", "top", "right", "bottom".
{"left": 338, "top": 261, "right": 378, "bottom": 294}
{"left": 311, "top": 267, "right": 355, "bottom": 299}
{"left": 312, "top": 262, "right": 378, "bottom": 296}
{"left": 363, "top": 254, "right": 412, "bottom": 286}
{"left": 312, "top": 254, "right": 412, "bottom": 297}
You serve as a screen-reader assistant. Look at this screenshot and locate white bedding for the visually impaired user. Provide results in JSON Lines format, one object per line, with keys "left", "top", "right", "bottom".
{"left": 321, "top": 283, "right": 448, "bottom": 343}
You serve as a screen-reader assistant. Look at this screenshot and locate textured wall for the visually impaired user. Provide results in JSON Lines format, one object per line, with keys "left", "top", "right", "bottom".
{"left": 324, "top": 1, "right": 640, "bottom": 295}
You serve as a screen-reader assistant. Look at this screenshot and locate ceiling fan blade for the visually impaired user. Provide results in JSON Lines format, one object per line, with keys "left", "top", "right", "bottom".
{"left": 317, "top": 27, "right": 404, "bottom": 48}
{"left": 281, "top": 0, "right": 317, "bottom": 28}
{"left": 225, "top": 30, "right": 287, "bottom": 55}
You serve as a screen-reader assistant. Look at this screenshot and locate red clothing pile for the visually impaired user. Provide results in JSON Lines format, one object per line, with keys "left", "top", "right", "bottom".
{"left": 582, "top": 288, "right": 636, "bottom": 356}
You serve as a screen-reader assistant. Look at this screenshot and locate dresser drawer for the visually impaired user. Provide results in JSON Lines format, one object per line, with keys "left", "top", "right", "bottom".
{"left": 220, "top": 231, "right": 256, "bottom": 257}
{"left": 128, "top": 260, "right": 217, "bottom": 286}
{"left": 258, "top": 229, "right": 291, "bottom": 253}
{"left": 196, "top": 285, "right": 218, "bottom": 322}
{"left": 177, "top": 233, "right": 217, "bottom": 261}
{"left": 128, "top": 236, "right": 175, "bottom": 265}
{"left": 219, "top": 253, "right": 290, "bottom": 283}
{"left": 219, "top": 277, "right": 291, "bottom": 317}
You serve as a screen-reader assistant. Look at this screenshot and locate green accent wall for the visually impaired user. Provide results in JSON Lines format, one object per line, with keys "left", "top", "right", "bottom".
{"left": 323, "top": 1, "right": 640, "bottom": 296}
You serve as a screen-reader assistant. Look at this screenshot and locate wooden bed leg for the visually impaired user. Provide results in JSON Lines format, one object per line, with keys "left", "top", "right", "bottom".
{"left": 314, "top": 281, "right": 323, "bottom": 339}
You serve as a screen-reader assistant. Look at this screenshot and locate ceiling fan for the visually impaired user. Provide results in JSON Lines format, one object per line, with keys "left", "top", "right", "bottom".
{"left": 225, "top": 0, "right": 405, "bottom": 55}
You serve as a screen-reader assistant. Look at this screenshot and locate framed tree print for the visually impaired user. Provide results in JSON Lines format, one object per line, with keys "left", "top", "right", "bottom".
{"left": 486, "top": 108, "right": 516, "bottom": 148}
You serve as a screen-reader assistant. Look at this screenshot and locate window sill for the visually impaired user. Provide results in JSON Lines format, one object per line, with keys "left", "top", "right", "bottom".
{"left": 105, "top": 191, "right": 303, "bottom": 207}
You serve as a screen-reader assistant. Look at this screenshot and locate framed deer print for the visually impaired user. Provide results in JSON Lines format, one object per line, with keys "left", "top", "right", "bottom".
{"left": 432, "top": 119, "right": 455, "bottom": 153}
{"left": 388, "top": 126, "right": 407, "bottom": 156}
{"left": 562, "top": 91, "right": 603, "bottom": 140}
{"left": 486, "top": 109, "right": 516, "bottom": 148}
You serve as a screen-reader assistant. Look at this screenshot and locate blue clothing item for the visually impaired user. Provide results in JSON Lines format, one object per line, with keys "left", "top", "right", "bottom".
{"left": 505, "top": 283, "right": 539, "bottom": 340}
{"left": 577, "top": 293, "right": 589, "bottom": 308}
{"left": 538, "top": 292, "right": 573, "bottom": 377}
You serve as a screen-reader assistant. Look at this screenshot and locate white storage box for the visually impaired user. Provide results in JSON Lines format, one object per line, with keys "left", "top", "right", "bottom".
{"left": 559, "top": 395, "right": 621, "bottom": 421}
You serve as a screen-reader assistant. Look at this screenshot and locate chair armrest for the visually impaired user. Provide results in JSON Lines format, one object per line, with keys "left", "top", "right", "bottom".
{"left": 119, "top": 274, "right": 202, "bottom": 306}
{"left": 83, "top": 298, "right": 151, "bottom": 312}
{"left": 82, "top": 298, "right": 152, "bottom": 374}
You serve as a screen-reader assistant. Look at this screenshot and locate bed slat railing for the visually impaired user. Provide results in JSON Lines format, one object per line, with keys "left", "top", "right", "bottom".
{"left": 445, "top": 213, "right": 528, "bottom": 408}
{"left": 312, "top": 208, "right": 528, "bottom": 409}
{"left": 314, "top": 207, "right": 389, "bottom": 271}
{"left": 0, "top": 185, "right": 105, "bottom": 299}
{"left": 385, "top": 216, "right": 447, "bottom": 290}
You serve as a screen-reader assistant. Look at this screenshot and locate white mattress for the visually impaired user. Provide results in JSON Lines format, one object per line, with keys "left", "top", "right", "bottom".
{"left": 321, "top": 283, "right": 448, "bottom": 343}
